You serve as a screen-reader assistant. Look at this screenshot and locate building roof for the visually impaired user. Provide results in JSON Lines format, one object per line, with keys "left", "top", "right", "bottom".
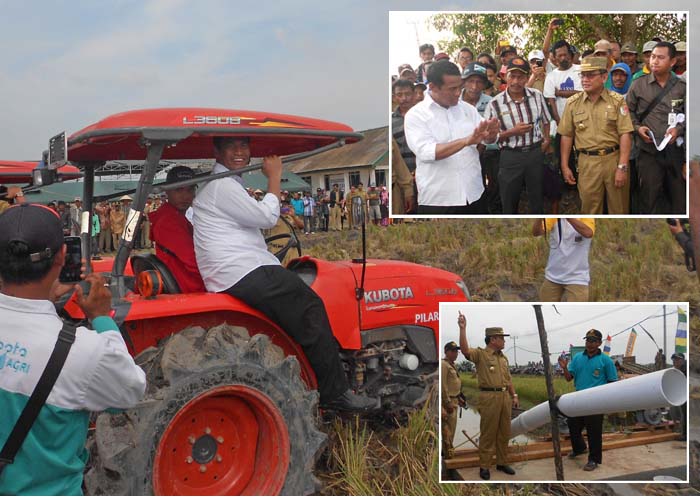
{"left": 285, "top": 126, "right": 388, "bottom": 175}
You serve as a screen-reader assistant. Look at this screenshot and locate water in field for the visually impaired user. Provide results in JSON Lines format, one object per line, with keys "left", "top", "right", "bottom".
{"left": 452, "top": 405, "right": 531, "bottom": 452}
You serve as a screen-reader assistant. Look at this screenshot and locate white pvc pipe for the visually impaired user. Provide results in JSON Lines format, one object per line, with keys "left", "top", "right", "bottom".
{"left": 510, "top": 368, "right": 687, "bottom": 437}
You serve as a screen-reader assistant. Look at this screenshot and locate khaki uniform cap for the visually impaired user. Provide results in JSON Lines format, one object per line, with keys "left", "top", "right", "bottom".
{"left": 485, "top": 326, "right": 509, "bottom": 337}
{"left": 580, "top": 57, "right": 608, "bottom": 72}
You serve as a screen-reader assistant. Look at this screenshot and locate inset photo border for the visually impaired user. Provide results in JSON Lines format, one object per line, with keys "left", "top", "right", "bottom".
{"left": 389, "top": 11, "right": 689, "bottom": 219}
{"left": 437, "top": 301, "right": 690, "bottom": 484}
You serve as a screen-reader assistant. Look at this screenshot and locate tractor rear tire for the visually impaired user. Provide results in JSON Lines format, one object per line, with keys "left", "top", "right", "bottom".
{"left": 84, "top": 323, "right": 326, "bottom": 496}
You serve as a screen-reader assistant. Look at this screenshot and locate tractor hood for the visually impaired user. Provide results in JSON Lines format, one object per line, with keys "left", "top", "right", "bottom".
{"left": 289, "top": 257, "right": 468, "bottom": 350}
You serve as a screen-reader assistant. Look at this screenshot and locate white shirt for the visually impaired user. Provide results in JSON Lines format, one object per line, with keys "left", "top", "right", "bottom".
{"left": 193, "top": 163, "right": 281, "bottom": 292}
{"left": 543, "top": 64, "right": 582, "bottom": 135}
{"left": 404, "top": 92, "right": 485, "bottom": 206}
{"left": 544, "top": 219, "right": 593, "bottom": 285}
{"left": 0, "top": 293, "right": 146, "bottom": 412}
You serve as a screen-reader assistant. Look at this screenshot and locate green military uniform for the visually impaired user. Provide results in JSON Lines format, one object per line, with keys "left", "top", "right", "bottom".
{"left": 466, "top": 330, "right": 513, "bottom": 470}
{"left": 441, "top": 354, "right": 462, "bottom": 458}
{"left": 558, "top": 57, "right": 634, "bottom": 214}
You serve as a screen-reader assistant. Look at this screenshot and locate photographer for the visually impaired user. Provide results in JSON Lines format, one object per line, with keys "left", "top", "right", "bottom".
{"left": 0, "top": 204, "right": 146, "bottom": 495}
{"left": 668, "top": 218, "right": 695, "bottom": 272}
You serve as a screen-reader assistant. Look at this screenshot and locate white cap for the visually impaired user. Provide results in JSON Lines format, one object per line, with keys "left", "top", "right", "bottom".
{"left": 528, "top": 49, "right": 545, "bottom": 61}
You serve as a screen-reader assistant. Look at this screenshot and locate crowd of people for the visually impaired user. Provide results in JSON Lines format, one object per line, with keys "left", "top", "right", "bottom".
{"left": 273, "top": 183, "right": 391, "bottom": 233}
{"left": 392, "top": 18, "right": 687, "bottom": 215}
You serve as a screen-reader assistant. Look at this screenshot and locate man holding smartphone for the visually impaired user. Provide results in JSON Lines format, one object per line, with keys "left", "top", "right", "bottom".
{"left": 0, "top": 204, "right": 146, "bottom": 495}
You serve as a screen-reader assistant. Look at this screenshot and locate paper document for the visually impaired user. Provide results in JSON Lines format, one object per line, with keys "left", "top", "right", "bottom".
{"left": 647, "top": 114, "right": 684, "bottom": 151}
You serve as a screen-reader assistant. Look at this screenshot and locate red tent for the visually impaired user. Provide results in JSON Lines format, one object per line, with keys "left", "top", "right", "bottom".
{"left": 0, "top": 160, "right": 82, "bottom": 184}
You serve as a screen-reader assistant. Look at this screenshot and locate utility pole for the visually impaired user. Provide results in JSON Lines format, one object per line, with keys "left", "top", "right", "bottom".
{"left": 533, "top": 305, "right": 564, "bottom": 480}
{"left": 512, "top": 335, "right": 518, "bottom": 368}
{"left": 663, "top": 304, "right": 667, "bottom": 368}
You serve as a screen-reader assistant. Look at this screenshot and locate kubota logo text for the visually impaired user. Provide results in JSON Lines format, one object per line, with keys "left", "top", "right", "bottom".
{"left": 364, "top": 287, "right": 414, "bottom": 304}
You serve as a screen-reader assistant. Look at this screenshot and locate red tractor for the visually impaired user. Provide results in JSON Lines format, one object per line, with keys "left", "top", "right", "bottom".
{"left": 36, "top": 108, "right": 470, "bottom": 495}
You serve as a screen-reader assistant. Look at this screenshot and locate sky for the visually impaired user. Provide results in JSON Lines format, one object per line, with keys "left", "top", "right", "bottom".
{"left": 439, "top": 302, "right": 689, "bottom": 365}
{"left": 0, "top": 1, "right": 695, "bottom": 161}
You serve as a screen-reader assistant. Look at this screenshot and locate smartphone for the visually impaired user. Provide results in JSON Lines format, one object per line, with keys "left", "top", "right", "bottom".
{"left": 59, "top": 236, "right": 82, "bottom": 283}
{"left": 552, "top": 18, "right": 564, "bottom": 26}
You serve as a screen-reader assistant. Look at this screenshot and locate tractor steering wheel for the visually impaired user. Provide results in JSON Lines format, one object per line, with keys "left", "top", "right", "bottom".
{"left": 265, "top": 216, "right": 302, "bottom": 263}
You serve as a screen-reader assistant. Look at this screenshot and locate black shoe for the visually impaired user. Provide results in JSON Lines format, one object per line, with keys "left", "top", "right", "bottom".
{"left": 568, "top": 448, "right": 587, "bottom": 459}
{"left": 496, "top": 464, "right": 515, "bottom": 475}
{"left": 479, "top": 468, "right": 490, "bottom": 480}
{"left": 322, "top": 389, "right": 379, "bottom": 412}
{"left": 583, "top": 460, "right": 597, "bottom": 471}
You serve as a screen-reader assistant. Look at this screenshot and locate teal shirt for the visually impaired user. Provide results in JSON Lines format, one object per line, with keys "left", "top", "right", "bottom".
{"left": 0, "top": 316, "right": 119, "bottom": 496}
{"left": 567, "top": 349, "right": 617, "bottom": 391}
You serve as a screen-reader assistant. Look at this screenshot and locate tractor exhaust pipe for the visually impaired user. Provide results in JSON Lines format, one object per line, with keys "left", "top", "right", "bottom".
{"left": 510, "top": 368, "right": 687, "bottom": 437}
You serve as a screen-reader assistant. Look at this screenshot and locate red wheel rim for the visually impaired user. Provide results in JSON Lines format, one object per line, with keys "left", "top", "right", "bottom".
{"left": 152, "top": 385, "right": 290, "bottom": 495}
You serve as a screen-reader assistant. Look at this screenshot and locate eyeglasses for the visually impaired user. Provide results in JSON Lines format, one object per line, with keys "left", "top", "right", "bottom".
{"left": 584, "top": 337, "right": 600, "bottom": 342}
{"left": 580, "top": 72, "right": 605, "bottom": 79}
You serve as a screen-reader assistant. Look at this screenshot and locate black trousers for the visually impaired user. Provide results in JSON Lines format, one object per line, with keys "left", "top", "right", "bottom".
{"left": 637, "top": 146, "right": 686, "bottom": 215}
{"left": 498, "top": 147, "right": 544, "bottom": 214}
{"left": 481, "top": 149, "right": 503, "bottom": 214}
{"left": 224, "top": 265, "right": 348, "bottom": 402}
{"left": 568, "top": 413, "right": 604, "bottom": 464}
{"left": 417, "top": 193, "right": 487, "bottom": 215}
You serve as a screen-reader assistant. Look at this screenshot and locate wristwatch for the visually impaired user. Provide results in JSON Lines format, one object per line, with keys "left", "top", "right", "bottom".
{"left": 617, "top": 164, "right": 629, "bottom": 173}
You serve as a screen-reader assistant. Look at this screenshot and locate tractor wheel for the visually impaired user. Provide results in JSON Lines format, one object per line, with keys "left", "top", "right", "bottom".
{"left": 84, "top": 323, "right": 326, "bottom": 496}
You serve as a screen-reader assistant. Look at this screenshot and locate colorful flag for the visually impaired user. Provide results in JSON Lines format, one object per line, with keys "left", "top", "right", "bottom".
{"left": 625, "top": 329, "right": 637, "bottom": 357}
{"left": 675, "top": 306, "right": 687, "bottom": 354}
{"left": 603, "top": 335, "right": 612, "bottom": 356}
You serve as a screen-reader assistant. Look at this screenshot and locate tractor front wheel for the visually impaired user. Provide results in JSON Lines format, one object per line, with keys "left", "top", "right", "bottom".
{"left": 84, "top": 324, "right": 325, "bottom": 496}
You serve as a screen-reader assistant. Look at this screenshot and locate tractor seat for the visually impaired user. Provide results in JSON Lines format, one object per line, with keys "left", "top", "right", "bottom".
{"left": 130, "top": 253, "right": 181, "bottom": 294}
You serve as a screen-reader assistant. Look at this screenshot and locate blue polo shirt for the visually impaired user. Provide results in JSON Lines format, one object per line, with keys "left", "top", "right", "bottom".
{"left": 567, "top": 349, "right": 617, "bottom": 391}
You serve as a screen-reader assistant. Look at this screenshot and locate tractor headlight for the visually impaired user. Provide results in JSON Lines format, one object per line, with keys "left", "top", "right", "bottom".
{"left": 456, "top": 280, "right": 471, "bottom": 300}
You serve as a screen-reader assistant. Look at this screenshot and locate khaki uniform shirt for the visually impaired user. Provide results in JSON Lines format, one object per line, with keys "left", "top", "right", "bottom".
{"left": 467, "top": 347, "right": 511, "bottom": 389}
{"left": 441, "top": 358, "right": 462, "bottom": 408}
{"left": 558, "top": 89, "right": 634, "bottom": 150}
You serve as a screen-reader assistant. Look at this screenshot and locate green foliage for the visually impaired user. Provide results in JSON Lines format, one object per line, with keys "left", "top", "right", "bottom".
{"left": 459, "top": 373, "right": 574, "bottom": 409}
{"left": 429, "top": 13, "right": 686, "bottom": 59}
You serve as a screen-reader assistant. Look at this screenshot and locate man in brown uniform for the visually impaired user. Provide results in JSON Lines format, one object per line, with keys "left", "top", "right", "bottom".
{"left": 559, "top": 57, "right": 634, "bottom": 214}
{"left": 627, "top": 41, "right": 686, "bottom": 214}
{"left": 458, "top": 312, "right": 519, "bottom": 480}
{"left": 441, "top": 340, "right": 462, "bottom": 458}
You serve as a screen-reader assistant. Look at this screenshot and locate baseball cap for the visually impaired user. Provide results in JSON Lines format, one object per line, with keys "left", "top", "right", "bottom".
{"left": 254, "top": 189, "right": 264, "bottom": 195}
{"left": 594, "top": 39, "right": 612, "bottom": 54}
{"left": 501, "top": 45, "right": 517, "bottom": 55}
{"left": 485, "top": 327, "right": 510, "bottom": 337}
{"left": 0, "top": 204, "right": 63, "bottom": 263}
{"left": 528, "top": 49, "right": 545, "bottom": 62}
{"left": 620, "top": 43, "right": 637, "bottom": 54}
{"left": 461, "top": 62, "right": 493, "bottom": 88}
{"left": 675, "top": 41, "right": 687, "bottom": 52}
{"left": 671, "top": 352, "right": 686, "bottom": 360}
{"left": 398, "top": 63, "right": 414, "bottom": 75}
{"left": 444, "top": 341, "right": 459, "bottom": 352}
{"left": 583, "top": 329, "right": 603, "bottom": 341}
{"left": 506, "top": 57, "right": 530, "bottom": 74}
{"left": 579, "top": 56, "right": 608, "bottom": 72}
{"left": 414, "top": 82, "right": 427, "bottom": 90}
{"left": 435, "top": 52, "right": 450, "bottom": 61}
{"left": 642, "top": 40, "right": 657, "bottom": 53}
{"left": 166, "top": 165, "right": 195, "bottom": 184}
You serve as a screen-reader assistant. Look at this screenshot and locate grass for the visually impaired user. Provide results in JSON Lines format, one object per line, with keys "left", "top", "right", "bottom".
{"left": 318, "top": 401, "right": 490, "bottom": 496}
{"left": 304, "top": 219, "right": 700, "bottom": 348}
{"left": 459, "top": 373, "right": 574, "bottom": 410}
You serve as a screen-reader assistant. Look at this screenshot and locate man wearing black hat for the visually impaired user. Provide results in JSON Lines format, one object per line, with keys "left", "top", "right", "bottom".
{"left": 458, "top": 312, "right": 518, "bottom": 480}
{"left": 149, "top": 166, "right": 206, "bottom": 293}
{"left": 558, "top": 329, "right": 617, "bottom": 471}
{"left": 485, "top": 56, "right": 552, "bottom": 214}
{"left": 670, "top": 352, "right": 687, "bottom": 440}
{"left": 0, "top": 204, "right": 146, "bottom": 495}
{"left": 441, "top": 340, "right": 463, "bottom": 458}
